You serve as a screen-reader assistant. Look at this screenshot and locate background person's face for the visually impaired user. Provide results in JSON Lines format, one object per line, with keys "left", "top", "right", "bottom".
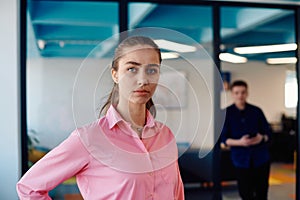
{"left": 112, "top": 45, "right": 160, "bottom": 105}
{"left": 231, "top": 85, "right": 248, "bottom": 105}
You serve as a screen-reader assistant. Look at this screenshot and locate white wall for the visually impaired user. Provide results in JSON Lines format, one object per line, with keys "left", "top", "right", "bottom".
{"left": 27, "top": 57, "right": 217, "bottom": 150}
{"left": 221, "top": 61, "right": 295, "bottom": 122}
{"left": 0, "top": 0, "right": 20, "bottom": 199}
{"left": 27, "top": 57, "right": 292, "bottom": 159}
{"left": 27, "top": 58, "right": 84, "bottom": 149}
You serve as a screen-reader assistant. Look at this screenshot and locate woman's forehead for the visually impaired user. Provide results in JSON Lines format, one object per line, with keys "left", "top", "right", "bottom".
{"left": 120, "top": 44, "right": 157, "bottom": 55}
{"left": 118, "top": 46, "right": 160, "bottom": 63}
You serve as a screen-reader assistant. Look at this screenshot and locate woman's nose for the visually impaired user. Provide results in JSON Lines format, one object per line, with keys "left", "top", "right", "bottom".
{"left": 137, "top": 72, "right": 149, "bottom": 86}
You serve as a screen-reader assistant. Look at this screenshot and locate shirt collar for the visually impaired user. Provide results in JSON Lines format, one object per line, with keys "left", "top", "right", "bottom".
{"left": 106, "top": 105, "right": 155, "bottom": 130}
{"left": 233, "top": 102, "right": 249, "bottom": 111}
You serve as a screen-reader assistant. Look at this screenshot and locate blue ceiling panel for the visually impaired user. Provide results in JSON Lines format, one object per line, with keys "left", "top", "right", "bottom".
{"left": 34, "top": 24, "right": 115, "bottom": 41}
{"left": 30, "top": 1, "right": 118, "bottom": 26}
{"left": 221, "top": 8, "right": 239, "bottom": 28}
{"left": 28, "top": 0, "right": 118, "bottom": 58}
{"left": 246, "top": 51, "right": 296, "bottom": 61}
{"left": 40, "top": 43, "right": 97, "bottom": 57}
{"left": 261, "top": 16, "right": 294, "bottom": 30}
{"left": 223, "top": 30, "right": 287, "bottom": 46}
{"left": 162, "top": 27, "right": 204, "bottom": 43}
{"left": 27, "top": 1, "right": 297, "bottom": 61}
{"left": 137, "top": 5, "right": 212, "bottom": 28}
{"left": 260, "top": 14, "right": 295, "bottom": 34}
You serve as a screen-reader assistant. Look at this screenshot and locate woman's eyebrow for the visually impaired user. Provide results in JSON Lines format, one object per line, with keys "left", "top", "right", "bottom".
{"left": 147, "top": 64, "right": 160, "bottom": 67}
{"left": 125, "top": 61, "right": 160, "bottom": 68}
{"left": 125, "top": 61, "right": 142, "bottom": 66}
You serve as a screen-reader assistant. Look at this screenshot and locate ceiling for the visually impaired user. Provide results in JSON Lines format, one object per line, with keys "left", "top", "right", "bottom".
{"left": 27, "top": 0, "right": 297, "bottom": 62}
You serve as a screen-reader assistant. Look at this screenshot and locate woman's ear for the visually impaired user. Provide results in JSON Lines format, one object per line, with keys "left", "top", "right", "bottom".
{"left": 111, "top": 68, "right": 118, "bottom": 84}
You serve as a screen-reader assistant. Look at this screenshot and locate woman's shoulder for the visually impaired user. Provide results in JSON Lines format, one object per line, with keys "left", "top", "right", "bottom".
{"left": 153, "top": 120, "right": 175, "bottom": 138}
{"left": 154, "top": 120, "right": 170, "bottom": 129}
{"left": 71, "top": 118, "right": 109, "bottom": 152}
{"left": 72, "top": 119, "right": 104, "bottom": 137}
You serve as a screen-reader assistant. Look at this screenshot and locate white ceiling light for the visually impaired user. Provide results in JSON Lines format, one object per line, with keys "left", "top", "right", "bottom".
{"left": 266, "top": 57, "right": 297, "bottom": 65}
{"left": 234, "top": 43, "right": 297, "bottom": 54}
{"left": 219, "top": 53, "right": 248, "bottom": 63}
{"left": 161, "top": 52, "right": 180, "bottom": 59}
{"left": 37, "top": 40, "right": 46, "bottom": 50}
{"left": 154, "top": 39, "right": 197, "bottom": 53}
{"left": 59, "top": 41, "right": 65, "bottom": 48}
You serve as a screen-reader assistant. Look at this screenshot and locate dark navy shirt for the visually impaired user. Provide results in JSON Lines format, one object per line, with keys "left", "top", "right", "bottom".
{"left": 221, "top": 103, "right": 271, "bottom": 168}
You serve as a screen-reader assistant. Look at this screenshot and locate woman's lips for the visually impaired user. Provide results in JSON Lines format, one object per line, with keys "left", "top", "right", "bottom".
{"left": 133, "top": 90, "right": 150, "bottom": 95}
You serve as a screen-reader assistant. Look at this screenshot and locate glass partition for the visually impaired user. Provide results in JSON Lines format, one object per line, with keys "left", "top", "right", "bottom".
{"left": 129, "top": 3, "right": 224, "bottom": 199}
{"left": 220, "top": 6, "right": 296, "bottom": 199}
{"left": 129, "top": 3, "right": 216, "bottom": 149}
{"left": 129, "top": 3, "right": 213, "bottom": 56}
{"left": 23, "top": 1, "right": 298, "bottom": 199}
{"left": 26, "top": 1, "right": 118, "bottom": 198}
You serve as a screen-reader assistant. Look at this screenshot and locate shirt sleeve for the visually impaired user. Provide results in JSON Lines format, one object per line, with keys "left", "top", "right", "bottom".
{"left": 16, "top": 130, "right": 90, "bottom": 200}
{"left": 258, "top": 108, "right": 272, "bottom": 138}
{"left": 175, "top": 162, "right": 185, "bottom": 200}
{"left": 220, "top": 111, "right": 230, "bottom": 145}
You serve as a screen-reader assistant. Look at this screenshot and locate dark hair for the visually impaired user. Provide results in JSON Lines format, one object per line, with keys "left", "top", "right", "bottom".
{"left": 99, "top": 36, "right": 162, "bottom": 117}
{"left": 230, "top": 80, "right": 248, "bottom": 91}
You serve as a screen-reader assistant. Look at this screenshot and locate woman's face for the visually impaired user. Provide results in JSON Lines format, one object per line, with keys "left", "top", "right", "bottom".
{"left": 112, "top": 45, "right": 161, "bottom": 106}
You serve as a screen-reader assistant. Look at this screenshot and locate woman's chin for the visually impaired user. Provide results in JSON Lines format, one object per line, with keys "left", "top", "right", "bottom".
{"left": 129, "top": 97, "right": 151, "bottom": 105}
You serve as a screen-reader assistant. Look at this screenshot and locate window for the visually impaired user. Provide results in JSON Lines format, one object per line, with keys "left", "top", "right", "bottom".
{"left": 285, "top": 70, "right": 298, "bottom": 109}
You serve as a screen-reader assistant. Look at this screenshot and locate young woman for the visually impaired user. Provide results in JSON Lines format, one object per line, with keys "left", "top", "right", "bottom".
{"left": 17, "top": 36, "right": 185, "bottom": 200}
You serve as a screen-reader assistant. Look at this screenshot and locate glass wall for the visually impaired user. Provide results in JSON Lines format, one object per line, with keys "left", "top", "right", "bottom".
{"left": 220, "top": 6, "right": 296, "bottom": 199}
{"left": 26, "top": 1, "right": 118, "bottom": 198}
{"left": 128, "top": 4, "right": 216, "bottom": 150}
{"left": 23, "top": 1, "right": 298, "bottom": 199}
{"left": 129, "top": 3, "right": 213, "bottom": 55}
{"left": 129, "top": 4, "right": 226, "bottom": 199}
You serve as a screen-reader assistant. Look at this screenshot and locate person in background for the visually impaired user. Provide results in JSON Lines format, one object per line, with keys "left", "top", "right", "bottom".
{"left": 17, "top": 36, "right": 184, "bottom": 200}
{"left": 221, "top": 80, "right": 271, "bottom": 200}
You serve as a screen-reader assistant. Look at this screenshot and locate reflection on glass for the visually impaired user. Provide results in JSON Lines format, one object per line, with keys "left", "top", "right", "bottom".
{"left": 129, "top": 3, "right": 227, "bottom": 200}
{"left": 129, "top": 3, "right": 219, "bottom": 150}
{"left": 285, "top": 71, "right": 298, "bottom": 109}
{"left": 26, "top": 1, "right": 118, "bottom": 199}
{"left": 220, "top": 6, "right": 296, "bottom": 200}
{"left": 129, "top": 3, "right": 213, "bottom": 55}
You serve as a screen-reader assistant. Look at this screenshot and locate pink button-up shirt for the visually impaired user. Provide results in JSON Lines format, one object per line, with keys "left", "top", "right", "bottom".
{"left": 17, "top": 106, "right": 184, "bottom": 200}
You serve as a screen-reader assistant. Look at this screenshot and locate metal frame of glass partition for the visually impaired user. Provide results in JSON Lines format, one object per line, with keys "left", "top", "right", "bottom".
{"left": 20, "top": 0, "right": 28, "bottom": 176}
{"left": 295, "top": 7, "right": 300, "bottom": 200}
{"left": 20, "top": 1, "right": 300, "bottom": 199}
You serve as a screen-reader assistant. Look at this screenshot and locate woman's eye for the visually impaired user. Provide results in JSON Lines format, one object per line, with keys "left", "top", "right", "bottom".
{"left": 128, "top": 67, "right": 137, "bottom": 73}
{"left": 146, "top": 68, "right": 158, "bottom": 75}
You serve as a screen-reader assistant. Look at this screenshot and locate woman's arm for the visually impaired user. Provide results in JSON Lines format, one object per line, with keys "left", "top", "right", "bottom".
{"left": 17, "top": 131, "right": 90, "bottom": 199}
{"left": 175, "top": 162, "right": 184, "bottom": 200}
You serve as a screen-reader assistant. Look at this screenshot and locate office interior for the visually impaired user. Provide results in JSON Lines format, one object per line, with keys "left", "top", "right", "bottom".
{"left": 1, "top": 0, "right": 300, "bottom": 199}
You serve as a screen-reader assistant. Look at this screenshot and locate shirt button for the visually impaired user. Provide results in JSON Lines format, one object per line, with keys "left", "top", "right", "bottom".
{"left": 149, "top": 172, "right": 153, "bottom": 176}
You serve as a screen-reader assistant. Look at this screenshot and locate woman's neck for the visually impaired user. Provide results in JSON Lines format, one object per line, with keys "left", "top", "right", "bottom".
{"left": 116, "top": 101, "right": 146, "bottom": 127}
